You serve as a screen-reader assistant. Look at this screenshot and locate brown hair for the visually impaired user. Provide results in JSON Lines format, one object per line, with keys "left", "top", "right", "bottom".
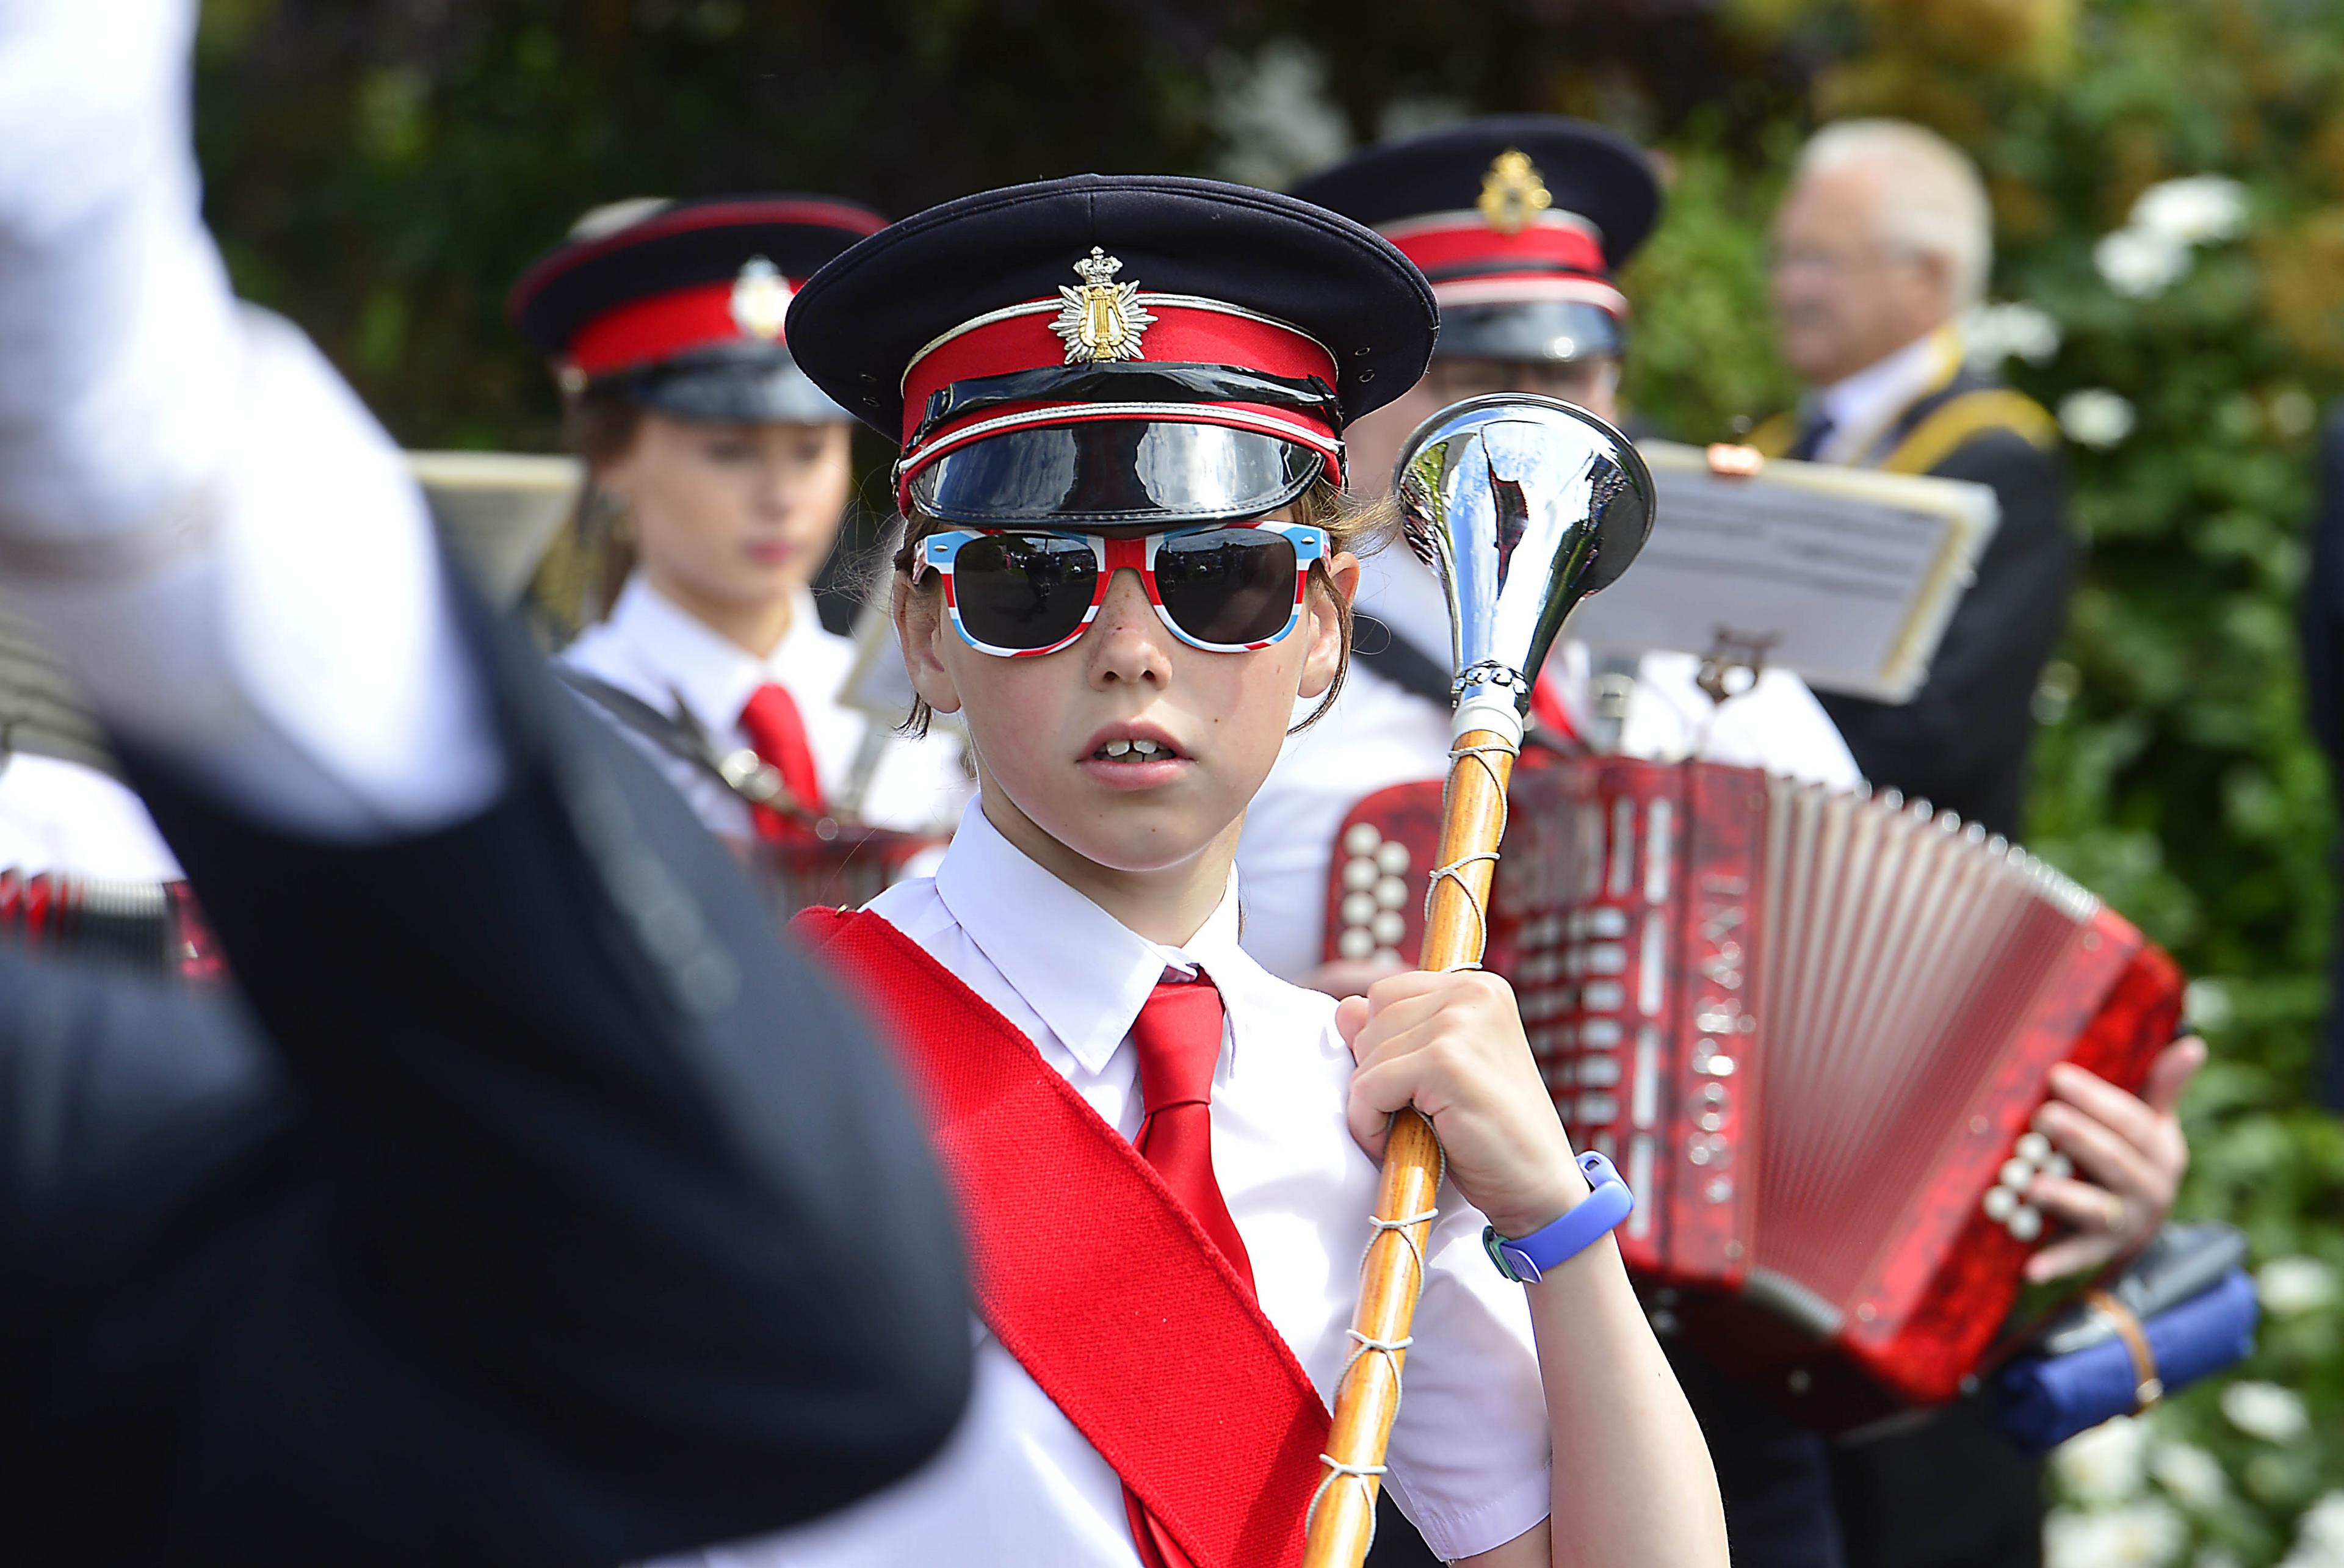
{"left": 889, "top": 478, "right": 1399, "bottom": 737}
{"left": 525, "top": 387, "right": 646, "bottom": 640}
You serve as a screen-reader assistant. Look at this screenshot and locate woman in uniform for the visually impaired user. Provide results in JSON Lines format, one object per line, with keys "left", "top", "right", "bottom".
{"left": 509, "top": 197, "right": 971, "bottom": 848}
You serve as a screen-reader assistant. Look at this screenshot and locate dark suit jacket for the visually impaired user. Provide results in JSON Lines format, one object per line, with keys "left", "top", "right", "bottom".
{"left": 1805, "top": 367, "right": 2075, "bottom": 839}
{"left": 0, "top": 596, "right": 972, "bottom": 1566}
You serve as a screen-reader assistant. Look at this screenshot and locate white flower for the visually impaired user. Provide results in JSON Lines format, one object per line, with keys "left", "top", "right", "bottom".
{"left": 2059, "top": 388, "right": 2138, "bottom": 449}
{"left": 2096, "top": 226, "right": 2191, "bottom": 299}
{"left": 2224, "top": 1379, "right": 2311, "bottom": 1444}
{"left": 2183, "top": 978, "right": 2234, "bottom": 1031}
{"left": 2282, "top": 1491, "right": 2344, "bottom": 1567}
{"left": 2046, "top": 1500, "right": 2188, "bottom": 1568}
{"left": 2131, "top": 175, "right": 2249, "bottom": 247}
{"left": 2054, "top": 1414, "right": 2150, "bottom": 1504}
{"left": 2150, "top": 1441, "right": 2227, "bottom": 1510}
{"left": 2260, "top": 1256, "right": 2339, "bottom": 1317}
{"left": 1208, "top": 40, "right": 1351, "bottom": 190}
{"left": 1964, "top": 302, "right": 2063, "bottom": 369}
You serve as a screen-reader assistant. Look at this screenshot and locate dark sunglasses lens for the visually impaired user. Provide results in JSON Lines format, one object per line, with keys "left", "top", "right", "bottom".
{"left": 1152, "top": 529, "right": 1300, "bottom": 647}
{"left": 952, "top": 533, "right": 1098, "bottom": 650}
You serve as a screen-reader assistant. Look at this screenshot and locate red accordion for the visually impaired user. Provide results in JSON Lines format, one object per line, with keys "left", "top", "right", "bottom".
{"left": 1324, "top": 757, "right": 2183, "bottom": 1422}
{"left": 0, "top": 868, "right": 220, "bottom": 981}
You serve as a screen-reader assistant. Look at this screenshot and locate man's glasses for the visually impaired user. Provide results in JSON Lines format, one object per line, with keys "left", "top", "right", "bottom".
{"left": 914, "top": 520, "right": 1329, "bottom": 657}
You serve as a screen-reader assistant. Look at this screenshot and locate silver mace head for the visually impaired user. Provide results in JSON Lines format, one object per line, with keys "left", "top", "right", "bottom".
{"left": 1392, "top": 393, "right": 1655, "bottom": 742}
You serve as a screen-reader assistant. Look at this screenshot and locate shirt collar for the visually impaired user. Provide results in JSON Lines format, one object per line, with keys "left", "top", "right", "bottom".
{"left": 932, "top": 798, "right": 1252, "bottom": 1077}
{"left": 609, "top": 574, "right": 824, "bottom": 734}
{"left": 1814, "top": 325, "right": 1962, "bottom": 461}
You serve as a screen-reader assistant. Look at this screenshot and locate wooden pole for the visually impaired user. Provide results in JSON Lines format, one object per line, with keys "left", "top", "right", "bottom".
{"left": 1302, "top": 726, "right": 1519, "bottom": 1568}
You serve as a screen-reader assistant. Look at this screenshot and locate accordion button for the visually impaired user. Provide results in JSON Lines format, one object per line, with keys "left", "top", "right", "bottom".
{"left": 1999, "top": 1157, "right": 2035, "bottom": 1191}
{"left": 2008, "top": 1205, "right": 2044, "bottom": 1243}
{"left": 1588, "top": 907, "right": 1630, "bottom": 938}
{"left": 1375, "top": 876, "right": 1408, "bottom": 908}
{"left": 1372, "top": 911, "right": 1405, "bottom": 944}
{"left": 1376, "top": 842, "right": 1411, "bottom": 875}
{"left": 1337, "top": 928, "right": 1375, "bottom": 961}
{"left": 1983, "top": 1185, "right": 2018, "bottom": 1222}
{"left": 1342, "top": 892, "right": 1378, "bottom": 927}
{"left": 2016, "top": 1131, "right": 2052, "bottom": 1165}
{"left": 1343, "top": 858, "right": 1378, "bottom": 891}
{"left": 1344, "top": 823, "right": 1382, "bottom": 856}
{"left": 1578, "top": 1055, "right": 1622, "bottom": 1088}
{"left": 2046, "top": 1153, "right": 2074, "bottom": 1181}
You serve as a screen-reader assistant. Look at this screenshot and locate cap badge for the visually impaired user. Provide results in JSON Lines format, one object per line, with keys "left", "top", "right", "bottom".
{"left": 1477, "top": 150, "right": 1553, "bottom": 236}
{"left": 1052, "top": 247, "right": 1156, "bottom": 364}
{"left": 729, "top": 256, "right": 794, "bottom": 342}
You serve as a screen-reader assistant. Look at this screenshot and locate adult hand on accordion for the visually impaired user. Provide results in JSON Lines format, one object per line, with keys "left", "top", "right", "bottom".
{"left": 1335, "top": 970, "right": 1591, "bottom": 1238}
{"left": 2021, "top": 1036, "right": 2206, "bottom": 1282}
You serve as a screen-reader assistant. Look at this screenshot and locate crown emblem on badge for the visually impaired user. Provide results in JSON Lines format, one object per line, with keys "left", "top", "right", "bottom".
{"left": 729, "top": 255, "right": 793, "bottom": 341}
{"left": 1051, "top": 247, "right": 1156, "bottom": 364}
{"left": 1477, "top": 150, "right": 1553, "bottom": 235}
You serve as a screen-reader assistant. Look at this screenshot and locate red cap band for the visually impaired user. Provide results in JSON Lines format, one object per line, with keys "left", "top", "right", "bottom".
{"left": 895, "top": 296, "right": 1345, "bottom": 507}
{"left": 566, "top": 275, "right": 802, "bottom": 378}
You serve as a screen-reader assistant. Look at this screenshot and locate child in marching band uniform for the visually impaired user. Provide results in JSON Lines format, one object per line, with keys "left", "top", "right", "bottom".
{"left": 510, "top": 198, "right": 971, "bottom": 844}
{"left": 674, "top": 174, "right": 1727, "bottom": 1568}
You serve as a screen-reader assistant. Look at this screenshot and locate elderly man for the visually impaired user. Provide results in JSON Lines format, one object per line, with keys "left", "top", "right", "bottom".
{"left": 1753, "top": 120, "right": 2202, "bottom": 1568}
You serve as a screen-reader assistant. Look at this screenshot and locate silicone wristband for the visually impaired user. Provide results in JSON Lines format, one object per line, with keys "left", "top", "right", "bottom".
{"left": 1483, "top": 1151, "right": 1635, "bottom": 1284}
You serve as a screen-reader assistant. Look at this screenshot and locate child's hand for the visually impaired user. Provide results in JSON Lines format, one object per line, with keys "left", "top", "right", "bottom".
{"left": 1335, "top": 970, "right": 1589, "bottom": 1238}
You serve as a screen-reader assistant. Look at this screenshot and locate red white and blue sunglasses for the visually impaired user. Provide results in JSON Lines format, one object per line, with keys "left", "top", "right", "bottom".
{"left": 915, "top": 519, "right": 1329, "bottom": 657}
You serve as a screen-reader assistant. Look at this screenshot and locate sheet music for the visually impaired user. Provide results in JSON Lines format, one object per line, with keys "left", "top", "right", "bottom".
{"left": 1562, "top": 440, "right": 2000, "bottom": 703}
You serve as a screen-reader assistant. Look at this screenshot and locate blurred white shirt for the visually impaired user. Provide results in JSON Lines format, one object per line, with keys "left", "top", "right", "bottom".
{"left": 563, "top": 576, "right": 970, "bottom": 839}
{"left": 673, "top": 801, "right": 1554, "bottom": 1567}
{"left": 0, "top": 752, "right": 181, "bottom": 880}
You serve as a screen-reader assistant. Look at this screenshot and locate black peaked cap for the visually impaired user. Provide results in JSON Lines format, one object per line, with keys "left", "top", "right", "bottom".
{"left": 509, "top": 194, "right": 887, "bottom": 359}
{"left": 785, "top": 173, "right": 1439, "bottom": 443}
{"left": 1290, "top": 117, "right": 1661, "bottom": 272}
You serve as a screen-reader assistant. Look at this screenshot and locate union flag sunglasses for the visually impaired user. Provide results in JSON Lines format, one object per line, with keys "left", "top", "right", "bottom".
{"left": 914, "top": 520, "right": 1329, "bottom": 657}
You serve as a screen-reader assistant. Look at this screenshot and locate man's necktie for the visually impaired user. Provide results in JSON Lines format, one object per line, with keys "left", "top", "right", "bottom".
{"left": 737, "top": 682, "right": 827, "bottom": 837}
{"left": 1785, "top": 410, "right": 1837, "bottom": 463}
{"left": 1121, "top": 971, "right": 1248, "bottom": 1568}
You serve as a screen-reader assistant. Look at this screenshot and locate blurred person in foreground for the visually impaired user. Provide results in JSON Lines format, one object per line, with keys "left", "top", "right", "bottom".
{"left": 1238, "top": 118, "right": 1860, "bottom": 998}
{"left": 1753, "top": 118, "right": 2202, "bottom": 1568}
{"left": 0, "top": 3, "right": 972, "bottom": 1563}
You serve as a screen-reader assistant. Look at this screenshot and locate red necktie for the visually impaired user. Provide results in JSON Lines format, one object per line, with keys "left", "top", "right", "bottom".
{"left": 1529, "top": 665, "right": 1579, "bottom": 745}
{"left": 737, "top": 682, "right": 827, "bottom": 837}
{"left": 1121, "top": 972, "right": 1250, "bottom": 1568}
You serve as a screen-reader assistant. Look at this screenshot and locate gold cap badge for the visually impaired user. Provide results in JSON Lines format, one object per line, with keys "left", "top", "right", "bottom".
{"left": 1477, "top": 150, "right": 1553, "bottom": 236}
{"left": 1051, "top": 247, "right": 1156, "bottom": 364}
{"left": 729, "top": 256, "right": 793, "bottom": 341}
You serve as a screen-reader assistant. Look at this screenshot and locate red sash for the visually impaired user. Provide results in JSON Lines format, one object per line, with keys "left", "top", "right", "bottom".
{"left": 794, "top": 907, "right": 1331, "bottom": 1568}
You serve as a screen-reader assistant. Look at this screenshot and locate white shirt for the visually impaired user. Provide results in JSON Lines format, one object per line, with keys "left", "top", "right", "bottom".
{"left": 1810, "top": 327, "right": 1961, "bottom": 469}
{"left": 562, "top": 576, "right": 970, "bottom": 837}
{"left": 0, "top": 752, "right": 183, "bottom": 880}
{"left": 678, "top": 803, "right": 1554, "bottom": 1567}
{"left": 1237, "top": 546, "right": 1863, "bottom": 982}
{"left": 0, "top": 0, "right": 501, "bottom": 839}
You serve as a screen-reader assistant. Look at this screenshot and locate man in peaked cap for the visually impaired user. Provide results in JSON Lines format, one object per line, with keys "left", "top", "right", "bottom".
{"left": 1237, "top": 120, "right": 1859, "bottom": 995}
{"left": 1243, "top": 118, "right": 1864, "bottom": 1568}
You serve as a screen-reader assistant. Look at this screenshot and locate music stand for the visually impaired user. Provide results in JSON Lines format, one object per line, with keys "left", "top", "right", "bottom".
{"left": 1563, "top": 440, "right": 2000, "bottom": 703}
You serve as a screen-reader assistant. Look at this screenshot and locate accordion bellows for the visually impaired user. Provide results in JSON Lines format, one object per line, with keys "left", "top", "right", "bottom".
{"left": 1323, "top": 758, "right": 2182, "bottom": 1423}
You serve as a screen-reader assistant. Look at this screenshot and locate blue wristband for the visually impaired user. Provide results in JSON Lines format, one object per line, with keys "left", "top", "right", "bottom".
{"left": 1483, "top": 1151, "right": 1635, "bottom": 1284}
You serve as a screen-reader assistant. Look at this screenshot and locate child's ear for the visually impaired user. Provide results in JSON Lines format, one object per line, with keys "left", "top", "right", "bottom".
{"left": 1297, "top": 551, "right": 1360, "bottom": 700}
{"left": 894, "top": 572, "right": 965, "bottom": 715}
